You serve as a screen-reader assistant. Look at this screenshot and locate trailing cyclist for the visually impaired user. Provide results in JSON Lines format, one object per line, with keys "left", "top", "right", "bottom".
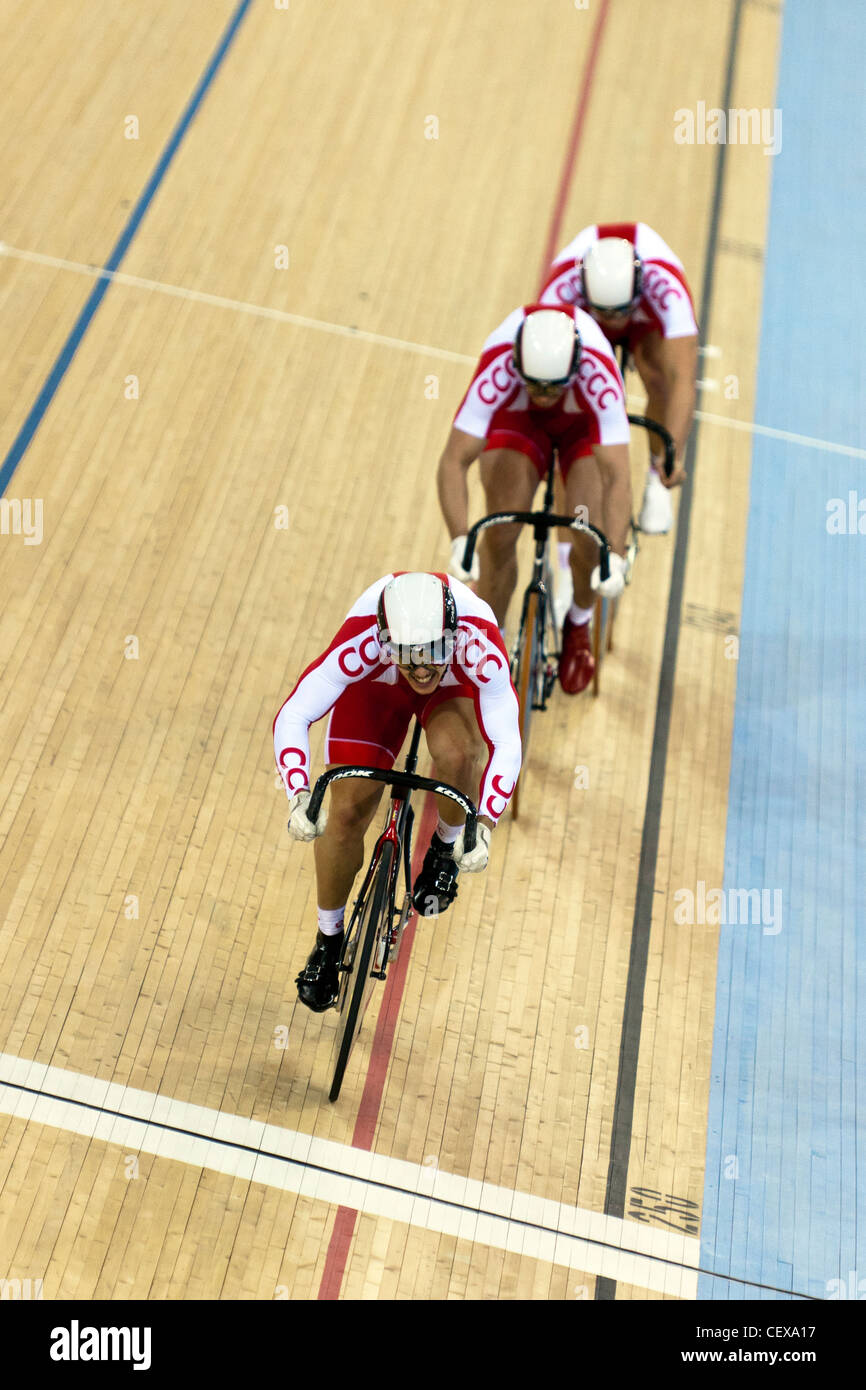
{"left": 438, "top": 303, "right": 632, "bottom": 696}
{"left": 273, "top": 571, "right": 521, "bottom": 1011}
{"left": 539, "top": 221, "right": 698, "bottom": 533}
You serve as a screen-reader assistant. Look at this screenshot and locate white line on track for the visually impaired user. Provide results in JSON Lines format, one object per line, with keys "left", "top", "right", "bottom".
{"left": 0, "top": 243, "right": 475, "bottom": 366}
{"left": 3, "top": 241, "right": 863, "bottom": 460}
{"left": 0, "top": 1051, "right": 699, "bottom": 1297}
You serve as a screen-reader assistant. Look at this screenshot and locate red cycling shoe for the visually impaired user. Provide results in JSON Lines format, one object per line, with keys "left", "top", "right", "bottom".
{"left": 559, "top": 617, "right": 595, "bottom": 695}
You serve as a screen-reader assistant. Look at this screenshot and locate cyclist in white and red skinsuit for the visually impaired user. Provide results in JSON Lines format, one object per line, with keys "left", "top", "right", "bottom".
{"left": 438, "top": 302, "right": 632, "bottom": 695}
{"left": 274, "top": 570, "right": 521, "bottom": 1011}
{"left": 540, "top": 221, "right": 698, "bottom": 533}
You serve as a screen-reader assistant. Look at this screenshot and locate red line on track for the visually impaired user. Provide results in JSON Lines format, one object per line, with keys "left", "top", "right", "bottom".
{"left": 317, "top": 1205, "right": 357, "bottom": 1300}
{"left": 317, "top": 0, "right": 610, "bottom": 1300}
{"left": 536, "top": 0, "right": 612, "bottom": 292}
{"left": 317, "top": 794, "right": 437, "bottom": 1299}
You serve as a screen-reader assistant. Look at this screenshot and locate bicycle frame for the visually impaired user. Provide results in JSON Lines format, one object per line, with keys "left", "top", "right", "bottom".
{"left": 460, "top": 467, "right": 612, "bottom": 814}
{"left": 305, "top": 721, "right": 479, "bottom": 982}
{"left": 306, "top": 720, "right": 481, "bottom": 1101}
{"left": 460, "top": 465, "right": 612, "bottom": 594}
{"left": 508, "top": 461, "right": 574, "bottom": 716}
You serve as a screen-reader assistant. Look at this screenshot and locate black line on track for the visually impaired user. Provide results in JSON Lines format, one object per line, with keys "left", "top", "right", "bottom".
{"left": 595, "top": 0, "right": 747, "bottom": 1302}
{"left": 0, "top": 1076, "right": 817, "bottom": 1299}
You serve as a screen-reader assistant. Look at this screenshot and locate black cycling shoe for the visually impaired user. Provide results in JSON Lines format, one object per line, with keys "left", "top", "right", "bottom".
{"left": 295, "top": 930, "right": 343, "bottom": 1012}
{"left": 412, "top": 834, "right": 459, "bottom": 916}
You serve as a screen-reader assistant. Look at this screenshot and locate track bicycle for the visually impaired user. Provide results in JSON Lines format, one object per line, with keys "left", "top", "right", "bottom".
{"left": 460, "top": 465, "right": 611, "bottom": 820}
{"left": 304, "top": 718, "right": 478, "bottom": 1102}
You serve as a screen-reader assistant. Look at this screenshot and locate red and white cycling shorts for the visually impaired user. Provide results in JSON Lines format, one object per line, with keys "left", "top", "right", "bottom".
{"left": 482, "top": 406, "right": 595, "bottom": 480}
{"left": 599, "top": 317, "right": 660, "bottom": 360}
{"left": 324, "top": 670, "right": 478, "bottom": 769}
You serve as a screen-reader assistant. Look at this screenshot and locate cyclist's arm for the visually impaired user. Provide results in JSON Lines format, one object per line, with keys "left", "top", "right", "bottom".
{"left": 657, "top": 333, "right": 698, "bottom": 481}
{"left": 437, "top": 427, "right": 486, "bottom": 540}
{"left": 475, "top": 682, "right": 522, "bottom": 823}
{"left": 273, "top": 617, "right": 378, "bottom": 798}
{"left": 592, "top": 442, "right": 632, "bottom": 557}
{"left": 467, "top": 629, "right": 522, "bottom": 824}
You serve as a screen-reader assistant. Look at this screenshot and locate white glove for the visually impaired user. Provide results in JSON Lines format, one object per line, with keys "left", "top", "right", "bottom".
{"left": 590, "top": 552, "right": 628, "bottom": 600}
{"left": 287, "top": 789, "right": 327, "bottom": 842}
{"left": 453, "top": 822, "right": 490, "bottom": 873}
{"left": 450, "top": 535, "right": 480, "bottom": 583}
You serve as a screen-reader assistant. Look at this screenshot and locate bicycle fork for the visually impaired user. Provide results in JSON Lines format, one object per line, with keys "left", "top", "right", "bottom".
{"left": 340, "top": 796, "right": 414, "bottom": 985}
{"left": 385, "top": 801, "right": 415, "bottom": 968}
{"left": 512, "top": 569, "right": 557, "bottom": 712}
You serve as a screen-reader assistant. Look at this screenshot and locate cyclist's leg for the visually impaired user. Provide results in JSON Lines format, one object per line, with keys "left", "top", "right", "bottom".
{"left": 554, "top": 437, "right": 601, "bottom": 694}
{"left": 296, "top": 680, "right": 413, "bottom": 1010}
{"left": 313, "top": 681, "right": 415, "bottom": 907}
{"left": 297, "top": 774, "right": 385, "bottom": 1012}
{"left": 632, "top": 328, "right": 676, "bottom": 531}
{"left": 631, "top": 327, "right": 669, "bottom": 429}
{"left": 412, "top": 693, "right": 484, "bottom": 915}
{"left": 562, "top": 449, "right": 603, "bottom": 610}
{"left": 552, "top": 464, "right": 575, "bottom": 625}
{"left": 476, "top": 437, "right": 544, "bottom": 625}
{"left": 313, "top": 776, "right": 385, "bottom": 911}
{"left": 423, "top": 696, "right": 484, "bottom": 826}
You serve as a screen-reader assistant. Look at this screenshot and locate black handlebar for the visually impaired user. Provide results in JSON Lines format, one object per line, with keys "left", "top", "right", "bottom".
{"left": 304, "top": 767, "right": 479, "bottom": 852}
{"left": 461, "top": 511, "right": 611, "bottom": 583}
{"left": 627, "top": 413, "right": 675, "bottom": 479}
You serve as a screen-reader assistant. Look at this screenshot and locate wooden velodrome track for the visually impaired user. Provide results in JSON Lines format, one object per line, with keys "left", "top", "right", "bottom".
{"left": 0, "top": 0, "right": 781, "bottom": 1300}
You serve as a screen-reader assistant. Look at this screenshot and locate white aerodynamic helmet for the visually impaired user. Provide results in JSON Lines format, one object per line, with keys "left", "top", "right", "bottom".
{"left": 513, "top": 306, "right": 581, "bottom": 386}
{"left": 376, "top": 572, "right": 458, "bottom": 667}
{"left": 581, "top": 237, "right": 643, "bottom": 312}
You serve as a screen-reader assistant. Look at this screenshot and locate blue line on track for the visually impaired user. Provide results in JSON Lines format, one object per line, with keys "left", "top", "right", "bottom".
{"left": 0, "top": 0, "right": 255, "bottom": 498}
{"left": 699, "top": 0, "right": 866, "bottom": 1301}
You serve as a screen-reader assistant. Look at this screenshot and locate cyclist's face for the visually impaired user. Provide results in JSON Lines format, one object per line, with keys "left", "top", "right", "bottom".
{"left": 592, "top": 307, "right": 630, "bottom": 330}
{"left": 397, "top": 662, "right": 446, "bottom": 693}
{"left": 526, "top": 382, "right": 565, "bottom": 407}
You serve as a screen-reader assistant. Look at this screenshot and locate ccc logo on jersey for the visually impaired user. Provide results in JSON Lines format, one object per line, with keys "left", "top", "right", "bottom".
{"left": 477, "top": 355, "right": 518, "bottom": 406}
{"left": 642, "top": 265, "right": 682, "bottom": 312}
{"left": 551, "top": 269, "right": 581, "bottom": 306}
{"left": 485, "top": 775, "right": 516, "bottom": 820}
{"left": 337, "top": 635, "right": 380, "bottom": 677}
{"left": 278, "top": 746, "right": 308, "bottom": 792}
{"left": 576, "top": 353, "right": 621, "bottom": 411}
{"left": 457, "top": 628, "right": 504, "bottom": 684}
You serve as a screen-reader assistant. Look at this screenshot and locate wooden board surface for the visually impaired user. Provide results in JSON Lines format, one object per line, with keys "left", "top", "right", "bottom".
{"left": 0, "top": 0, "right": 782, "bottom": 1300}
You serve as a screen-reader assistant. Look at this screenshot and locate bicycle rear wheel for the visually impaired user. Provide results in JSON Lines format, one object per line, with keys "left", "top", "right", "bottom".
{"left": 511, "top": 590, "right": 540, "bottom": 820}
{"left": 329, "top": 840, "right": 394, "bottom": 1103}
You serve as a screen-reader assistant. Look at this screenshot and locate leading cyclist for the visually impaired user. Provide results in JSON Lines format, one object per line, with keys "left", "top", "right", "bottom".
{"left": 273, "top": 571, "right": 521, "bottom": 1011}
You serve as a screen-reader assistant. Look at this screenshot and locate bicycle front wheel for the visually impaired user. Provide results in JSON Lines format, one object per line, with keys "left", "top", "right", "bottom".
{"left": 329, "top": 840, "right": 395, "bottom": 1103}
{"left": 511, "top": 590, "right": 540, "bottom": 820}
